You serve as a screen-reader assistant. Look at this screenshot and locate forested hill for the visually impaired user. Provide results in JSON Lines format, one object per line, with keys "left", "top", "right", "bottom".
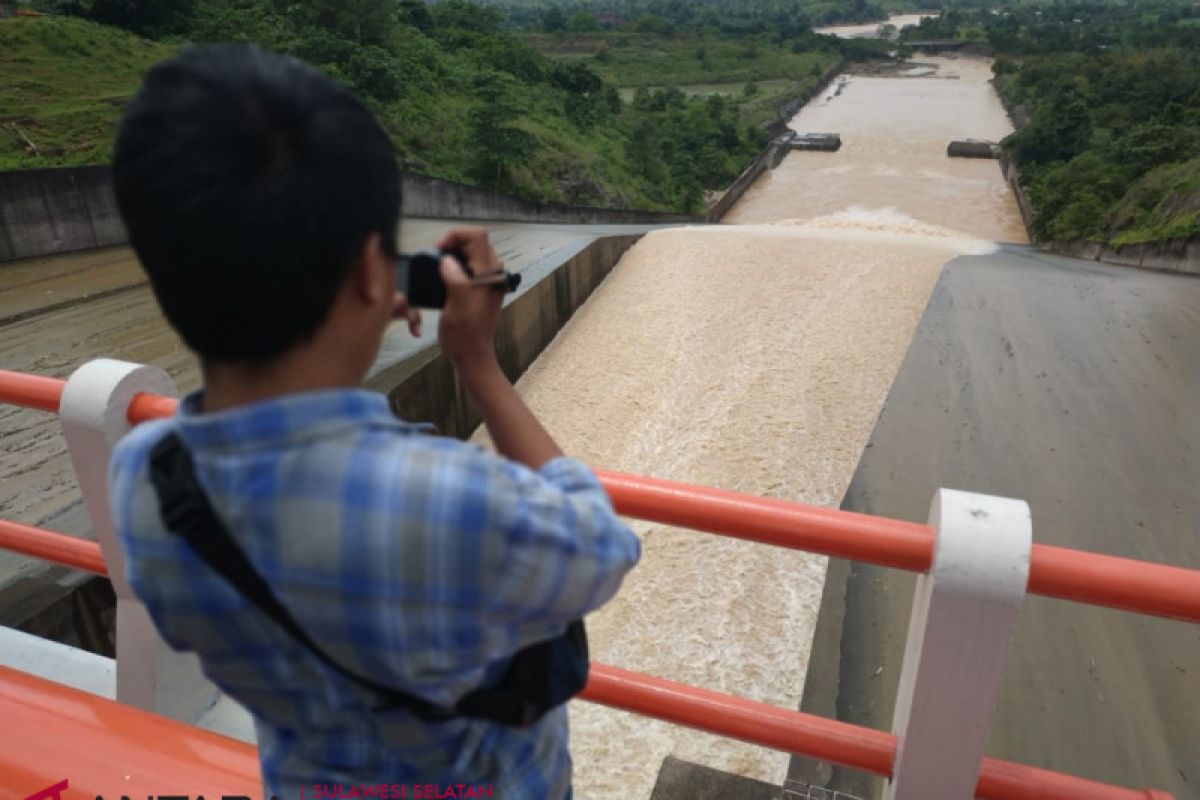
{"left": 3, "top": 0, "right": 864, "bottom": 213}
{"left": 905, "top": 1, "right": 1199, "bottom": 248}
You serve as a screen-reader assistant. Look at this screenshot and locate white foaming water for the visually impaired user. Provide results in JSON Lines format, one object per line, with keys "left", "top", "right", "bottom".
{"left": 767, "top": 207, "right": 1001, "bottom": 255}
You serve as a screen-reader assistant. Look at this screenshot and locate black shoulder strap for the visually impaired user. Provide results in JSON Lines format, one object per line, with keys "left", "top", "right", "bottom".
{"left": 147, "top": 432, "right": 452, "bottom": 719}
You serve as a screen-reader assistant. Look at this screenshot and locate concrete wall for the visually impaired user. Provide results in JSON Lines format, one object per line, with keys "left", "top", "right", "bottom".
{"left": 998, "top": 151, "right": 1037, "bottom": 242}
{"left": 0, "top": 166, "right": 126, "bottom": 261}
{"left": 0, "top": 165, "right": 692, "bottom": 263}
{"left": 366, "top": 234, "right": 641, "bottom": 437}
{"left": 1053, "top": 236, "right": 1200, "bottom": 277}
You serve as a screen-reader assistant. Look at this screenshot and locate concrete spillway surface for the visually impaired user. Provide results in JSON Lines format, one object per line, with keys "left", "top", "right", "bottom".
{"left": 472, "top": 217, "right": 1000, "bottom": 798}
{"left": 805, "top": 247, "right": 1200, "bottom": 799}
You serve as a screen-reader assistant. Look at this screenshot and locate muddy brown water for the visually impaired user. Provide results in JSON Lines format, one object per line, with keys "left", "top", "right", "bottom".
{"left": 728, "top": 57, "right": 1027, "bottom": 243}
{"left": 813, "top": 13, "right": 936, "bottom": 39}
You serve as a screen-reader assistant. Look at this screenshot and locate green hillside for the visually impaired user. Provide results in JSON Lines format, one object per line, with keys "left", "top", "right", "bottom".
{"left": 0, "top": 16, "right": 176, "bottom": 168}
{"left": 912, "top": 2, "right": 1200, "bottom": 248}
{"left": 1, "top": 4, "right": 842, "bottom": 213}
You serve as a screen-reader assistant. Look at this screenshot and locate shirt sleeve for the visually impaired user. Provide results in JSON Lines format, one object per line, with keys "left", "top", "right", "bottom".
{"left": 482, "top": 453, "right": 641, "bottom": 641}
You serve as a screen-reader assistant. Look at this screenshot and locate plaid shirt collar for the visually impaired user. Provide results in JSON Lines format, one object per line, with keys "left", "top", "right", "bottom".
{"left": 176, "top": 387, "right": 432, "bottom": 452}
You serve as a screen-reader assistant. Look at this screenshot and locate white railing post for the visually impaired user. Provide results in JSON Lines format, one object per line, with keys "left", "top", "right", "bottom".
{"left": 885, "top": 488, "right": 1032, "bottom": 800}
{"left": 58, "top": 358, "right": 218, "bottom": 723}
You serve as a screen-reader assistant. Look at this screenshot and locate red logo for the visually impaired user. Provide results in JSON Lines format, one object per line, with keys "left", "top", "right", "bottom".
{"left": 25, "top": 780, "right": 69, "bottom": 800}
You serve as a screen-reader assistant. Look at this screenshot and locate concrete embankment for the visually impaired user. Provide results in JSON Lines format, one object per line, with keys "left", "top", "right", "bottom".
{"left": 791, "top": 245, "right": 1200, "bottom": 799}
{"left": 997, "top": 129, "right": 1199, "bottom": 276}
{"left": 1050, "top": 235, "right": 1200, "bottom": 277}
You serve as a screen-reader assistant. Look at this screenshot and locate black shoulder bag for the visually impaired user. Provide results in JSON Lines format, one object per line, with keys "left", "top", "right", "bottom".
{"left": 148, "top": 432, "right": 588, "bottom": 727}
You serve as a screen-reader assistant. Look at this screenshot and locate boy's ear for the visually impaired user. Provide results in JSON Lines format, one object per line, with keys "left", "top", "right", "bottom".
{"left": 350, "top": 232, "right": 392, "bottom": 306}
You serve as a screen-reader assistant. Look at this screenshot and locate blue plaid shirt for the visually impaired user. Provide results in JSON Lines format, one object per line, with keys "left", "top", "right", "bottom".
{"left": 108, "top": 388, "right": 640, "bottom": 799}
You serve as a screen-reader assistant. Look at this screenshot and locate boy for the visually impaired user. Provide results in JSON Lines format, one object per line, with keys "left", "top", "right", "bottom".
{"left": 108, "top": 43, "right": 640, "bottom": 799}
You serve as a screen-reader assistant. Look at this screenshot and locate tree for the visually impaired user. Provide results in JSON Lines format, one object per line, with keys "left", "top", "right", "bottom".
{"left": 568, "top": 10, "right": 599, "bottom": 33}
{"left": 541, "top": 6, "right": 566, "bottom": 32}
{"left": 633, "top": 14, "right": 673, "bottom": 35}
{"left": 628, "top": 117, "right": 667, "bottom": 186}
{"left": 467, "top": 71, "right": 537, "bottom": 185}
{"left": 54, "top": 0, "right": 194, "bottom": 35}
{"left": 345, "top": 45, "right": 403, "bottom": 101}
{"left": 1007, "top": 88, "right": 1093, "bottom": 166}
{"left": 398, "top": 0, "right": 433, "bottom": 35}
{"left": 305, "top": 0, "right": 394, "bottom": 46}
{"left": 552, "top": 62, "right": 607, "bottom": 129}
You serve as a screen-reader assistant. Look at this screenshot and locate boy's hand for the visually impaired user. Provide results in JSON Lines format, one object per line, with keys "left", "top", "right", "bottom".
{"left": 392, "top": 293, "right": 422, "bottom": 338}
{"left": 437, "top": 227, "right": 504, "bottom": 369}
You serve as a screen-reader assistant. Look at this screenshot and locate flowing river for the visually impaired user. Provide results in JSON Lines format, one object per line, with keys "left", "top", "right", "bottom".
{"left": 474, "top": 55, "right": 1024, "bottom": 798}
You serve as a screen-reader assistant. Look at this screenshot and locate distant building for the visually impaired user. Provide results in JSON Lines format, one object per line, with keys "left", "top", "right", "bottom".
{"left": 0, "top": 5, "right": 43, "bottom": 17}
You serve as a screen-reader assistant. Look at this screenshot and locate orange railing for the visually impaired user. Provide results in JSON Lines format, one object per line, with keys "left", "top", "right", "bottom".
{"left": 0, "top": 367, "right": 1191, "bottom": 799}
{"left": 4, "top": 369, "right": 1197, "bottom": 625}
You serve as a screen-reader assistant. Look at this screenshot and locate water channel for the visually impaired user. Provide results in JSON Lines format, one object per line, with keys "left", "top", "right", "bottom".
{"left": 476, "top": 55, "right": 1025, "bottom": 798}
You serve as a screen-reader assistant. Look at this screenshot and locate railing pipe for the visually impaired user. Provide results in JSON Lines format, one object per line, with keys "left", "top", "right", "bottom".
{"left": 0, "top": 370, "right": 64, "bottom": 414}
{"left": 596, "top": 469, "right": 936, "bottom": 572}
{"left": 1029, "top": 543, "right": 1200, "bottom": 624}
{"left": 583, "top": 663, "right": 896, "bottom": 777}
{"left": 128, "top": 391, "right": 178, "bottom": 423}
{"left": 2, "top": 373, "right": 1199, "bottom": 624}
{"left": 976, "top": 760, "right": 1174, "bottom": 800}
{"left": 0, "top": 519, "right": 107, "bottom": 575}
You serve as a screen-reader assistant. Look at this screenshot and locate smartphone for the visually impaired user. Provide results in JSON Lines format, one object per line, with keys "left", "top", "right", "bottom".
{"left": 396, "top": 249, "right": 521, "bottom": 309}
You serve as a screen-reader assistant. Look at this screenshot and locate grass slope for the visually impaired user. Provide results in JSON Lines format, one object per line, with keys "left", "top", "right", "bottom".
{"left": 1109, "top": 158, "right": 1200, "bottom": 246}
{"left": 0, "top": 16, "right": 176, "bottom": 168}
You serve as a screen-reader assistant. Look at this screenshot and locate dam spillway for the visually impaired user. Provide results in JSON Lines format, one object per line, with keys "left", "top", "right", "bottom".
{"left": 473, "top": 55, "right": 1026, "bottom": 798}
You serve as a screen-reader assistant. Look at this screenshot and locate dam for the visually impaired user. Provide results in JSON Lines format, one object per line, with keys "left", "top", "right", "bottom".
{"left": 487, "top": 55, "right": 1029, "bottom": 798}
{"left": 0, "top": 51, "right": 1197, "bottom": 800}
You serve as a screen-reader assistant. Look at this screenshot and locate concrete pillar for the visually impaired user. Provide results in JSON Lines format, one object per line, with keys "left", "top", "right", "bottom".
{"left": 59, "top": 358, "right": 217, "bottom": 723}
{"left": 885, "top": 489, "right": 1032, "bottom": 799}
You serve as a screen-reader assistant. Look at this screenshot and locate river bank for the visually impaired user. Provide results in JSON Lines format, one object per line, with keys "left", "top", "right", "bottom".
{"left": 999, "top": 145, "right": 1200, "bottom": 277}
{"left": 992, "top": 52, "right": 1199, "bottom": 277}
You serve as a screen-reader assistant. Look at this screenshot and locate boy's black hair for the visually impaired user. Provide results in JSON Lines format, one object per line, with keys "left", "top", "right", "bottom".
{"left": 113, "top": 44, "right": 401, "bottom": 363}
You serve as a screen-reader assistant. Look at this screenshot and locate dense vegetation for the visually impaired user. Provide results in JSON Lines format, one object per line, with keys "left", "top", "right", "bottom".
{"left": 906, "top": 1, "right": 1199, "bottom": 246}
{"left": 483, "top": 0, "right": 892, "bottom": 34}
{"left": 5, "top": 0, "right": 858, "bottom": 213}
